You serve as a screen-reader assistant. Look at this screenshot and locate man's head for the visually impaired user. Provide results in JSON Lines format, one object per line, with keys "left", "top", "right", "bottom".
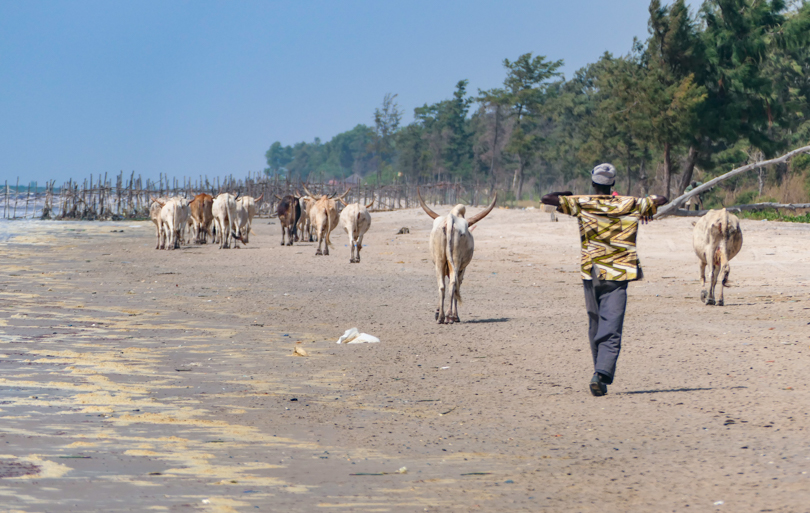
{"left": 591, "top": 163, "right": 616, "bottom": 195}
{"left": 691, "top": 181, "right": 698, "bottom": 188}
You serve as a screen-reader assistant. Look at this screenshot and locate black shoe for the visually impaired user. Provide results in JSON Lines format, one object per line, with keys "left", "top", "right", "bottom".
{"left": 589, "top": 374, "right": 607, "bottom": 397}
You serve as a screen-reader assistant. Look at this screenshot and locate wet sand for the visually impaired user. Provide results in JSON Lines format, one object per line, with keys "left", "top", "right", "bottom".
{"left": 1, "top": 210, "right": 809, "bottom": 512}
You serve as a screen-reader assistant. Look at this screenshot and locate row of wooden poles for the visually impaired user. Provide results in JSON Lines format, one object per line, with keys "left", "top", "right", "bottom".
{"left": 2, "top": 172, "right": 495, "bottom": 221}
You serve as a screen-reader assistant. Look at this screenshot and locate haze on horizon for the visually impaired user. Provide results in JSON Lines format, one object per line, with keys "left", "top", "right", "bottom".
{"left": 0, "top": 0, "right": 701, "bottom": 184}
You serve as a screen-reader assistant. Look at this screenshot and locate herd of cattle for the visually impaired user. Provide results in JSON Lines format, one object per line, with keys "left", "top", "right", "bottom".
{"left": 148, "top": 187, "right": 374, "bottom": 262}
{"left": 149, "top": 188, "right": 746, "bottom": 322}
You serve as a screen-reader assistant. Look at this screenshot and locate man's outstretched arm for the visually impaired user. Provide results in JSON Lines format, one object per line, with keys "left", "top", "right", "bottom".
{"left": 641, "top": 195, "right": 668, "bottom": 224}
{"left": 541, "top": 191, "right": 573, "bottom": 207}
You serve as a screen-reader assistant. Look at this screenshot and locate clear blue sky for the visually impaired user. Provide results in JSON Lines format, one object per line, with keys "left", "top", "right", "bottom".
{"left": 0, "top": 1, "right": 701, "bottom": 184}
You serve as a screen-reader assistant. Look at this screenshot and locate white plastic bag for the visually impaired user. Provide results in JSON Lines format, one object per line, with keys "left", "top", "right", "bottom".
{"left": 336, "top": 328, "right": 380, "bottom": 344}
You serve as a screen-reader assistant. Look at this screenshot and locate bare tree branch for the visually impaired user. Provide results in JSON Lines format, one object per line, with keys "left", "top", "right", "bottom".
{"left": 655, "top": 144, "right": 810, "bottom": 219}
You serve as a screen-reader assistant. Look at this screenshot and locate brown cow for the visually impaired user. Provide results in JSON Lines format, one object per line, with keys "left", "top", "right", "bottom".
{"left": 275, "top": 194, "right": 300, "bottom": 246}
{"left": 189, "top": 193, "right": 214, "bottom": 244}
{"left": 693, "top": 208, "right": 743, "bottom": 306}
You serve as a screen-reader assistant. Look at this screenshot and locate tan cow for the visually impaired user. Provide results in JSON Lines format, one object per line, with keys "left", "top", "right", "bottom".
{"left": 212, "top": 193, "right": 241, "bottom": 249}
{"left": 189, "top": 193, "right": 214, "bottom": 244}
{"left": 302, "top": 186, "right": 349, "bottom": 256}
{"left": 297, "top": 195, "right": 313, "bottom": 242}
{"left": 418, "top": 188, "right": 496, "bottom": 324}
{"left": 338, "top": 199, "right": 373, "bottom": 263}
{"left": 693, "top": 208, "right": 743, "bottom": 306}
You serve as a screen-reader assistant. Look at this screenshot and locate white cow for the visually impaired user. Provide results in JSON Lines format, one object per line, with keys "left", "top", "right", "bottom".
{"left": 418, "top": 188, "right": 496, "bottom": 324}
{"left": 212, "top": 193, "right": 240, "bottom": 249}
{"left": 339, "top": 199, "right": 373, "bottom": 263}
{"left": 234, "top": 194, "right": 263, "bottom": 246}
{"left": 152, "top": 196, "right": 188, "bottom": 250}
{"left": 149, "top": 197, "right": 168, "bottom": 249}
{"left": 693, "top": 208, "right": 743, "bottom": 306}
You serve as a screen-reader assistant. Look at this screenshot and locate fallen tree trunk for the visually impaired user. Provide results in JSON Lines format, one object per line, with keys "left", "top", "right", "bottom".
{"left": 672, "top": 202, "right": 810, "bottom": 217}
{"left": 655, "top": 144, "right": 810, "bottom": 219}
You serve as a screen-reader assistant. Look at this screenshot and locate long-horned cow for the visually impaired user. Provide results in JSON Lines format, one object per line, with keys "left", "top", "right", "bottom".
{"left": 212, "top": 192, "right": 241, "bottom": 249}
{"left": 302, "top": 186, "right": 349, "bottom": 256}
{"left": 693, "top": 208, "right": 743, "bottom": 306}
{"left": 339, "top": 199, "right": 373, "bottom": 263}
{"left": 418, "top": 188, "right": 497, "bottom": 324}
{"left": 275, "top": 194, "right": 300, "bottom": 246}
{"left": 234, "top": 193, "right": 263, "bottom": 246}
{"left": 189, "top": 193, "right": 214, "bottom": 244}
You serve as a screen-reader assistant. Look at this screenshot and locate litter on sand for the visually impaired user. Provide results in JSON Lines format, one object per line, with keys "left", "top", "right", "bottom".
{"left": 293, "top": 346, "right": 309, "bottom": 357}
{"left": 336, "top": 328, "right": 380, "bottom": 344}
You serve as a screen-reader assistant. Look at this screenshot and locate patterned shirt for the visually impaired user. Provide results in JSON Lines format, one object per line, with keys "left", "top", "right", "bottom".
{"left": 558, "top": 195, "right": 658, "bottom": 281}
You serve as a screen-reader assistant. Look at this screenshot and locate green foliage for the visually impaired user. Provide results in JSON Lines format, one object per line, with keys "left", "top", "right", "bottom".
{"left": 737, "top": 210, "right": 810, "bottom": 223}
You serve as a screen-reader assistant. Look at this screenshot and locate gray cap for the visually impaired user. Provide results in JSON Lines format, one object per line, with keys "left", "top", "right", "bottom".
{"left": 591, "top": 163, "right": 616, "bottom": 186}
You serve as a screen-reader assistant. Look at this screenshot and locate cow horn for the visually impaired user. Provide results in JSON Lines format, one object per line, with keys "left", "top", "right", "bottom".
{"left": 417, "top": 187, "right": 439, "bottom": 220}
{"left": 338, "top": 198, "right": 348, "bottom": 207}
{"left": 467, "top": 194, "right": 497, "bottom": 226}
{"left": 150, "top": 196, "right": 165, "bottom": 207}
{"left": 274, "top": 194, "right": 283, "bottom": 200}
{"left": 338, "top": 188, "right": 351, "bottom": 200}
{"left": 255, "top": 193, "right": 263, "bottom": 203}
{"left": 365, "top": 199, "right": 374, "bottom": 209}
{"left": 233, "top": 192, "right": 240, "bottom": 200}
{"left": 328, "top": 192, "right": 337, "bottom": 199}
{"left": 302, "top": 185, "right": 315, "bottom": 198}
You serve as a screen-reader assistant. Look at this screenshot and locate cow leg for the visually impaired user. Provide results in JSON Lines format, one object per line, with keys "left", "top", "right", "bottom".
{"left": 436, "top": 274, "right": 446, "bottom": 324}
{"left": 707, "top": 258, "right": 719, "bottom": 306}
{"left": 355, "top": 234, "right": 364, "bottom": 263}
{"left": 717, "top": 251, "right": 730, "bottom": 307}
{"left": 315, "top": 227, "right": 324, "bottom": 255}
{"left": 699, "top": 258, "right": 707, "bottom": 303}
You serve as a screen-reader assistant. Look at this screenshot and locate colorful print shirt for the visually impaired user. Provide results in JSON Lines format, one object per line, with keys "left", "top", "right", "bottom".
{"left": 558, "top": 195, "right": 658, "bottom": 281}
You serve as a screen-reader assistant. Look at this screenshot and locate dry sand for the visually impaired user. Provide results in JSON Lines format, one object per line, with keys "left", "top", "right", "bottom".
{"left": 0, "top": 208, "right": 808, "bottom": 512}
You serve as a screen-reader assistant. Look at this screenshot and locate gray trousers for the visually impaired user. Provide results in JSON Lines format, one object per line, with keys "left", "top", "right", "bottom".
{"left": 583, "top": 278, "right": 628, "bottom": 384}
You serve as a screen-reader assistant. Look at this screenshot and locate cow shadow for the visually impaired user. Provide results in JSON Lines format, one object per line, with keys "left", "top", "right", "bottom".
{"left": 619, "top": 385, "right": 747, "bottom": 395}
{"left": 464, "top": 317, "right": 510, "bottom": 324}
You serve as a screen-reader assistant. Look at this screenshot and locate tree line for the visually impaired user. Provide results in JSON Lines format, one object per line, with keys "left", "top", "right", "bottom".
{"left": 265, "top": 0, "right": 810, "bottom": 206}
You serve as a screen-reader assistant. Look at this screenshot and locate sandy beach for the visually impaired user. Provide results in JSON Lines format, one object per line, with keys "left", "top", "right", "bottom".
{"left": 1, "top": 208, "right": 809, "bottom": 512}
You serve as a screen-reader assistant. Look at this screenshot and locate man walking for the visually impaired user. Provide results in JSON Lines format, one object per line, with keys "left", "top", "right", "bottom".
{"left": 541, "top": 164, "right": 667, "bottom": 396}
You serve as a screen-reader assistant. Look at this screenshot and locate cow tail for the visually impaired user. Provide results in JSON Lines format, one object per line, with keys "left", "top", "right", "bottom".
{"left": 447, "top": 217, "right": 462, "bottom": 304}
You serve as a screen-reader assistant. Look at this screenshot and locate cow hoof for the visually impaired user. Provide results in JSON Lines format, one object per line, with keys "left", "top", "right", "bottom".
{"left": 706, "top": 298, "right": 716, "bottom": 306}
{"left": 717, "top": 299, "right": 724, "bottom": 306}
{"left": 315, "top": 250, "right": 323, "bottom": 256}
